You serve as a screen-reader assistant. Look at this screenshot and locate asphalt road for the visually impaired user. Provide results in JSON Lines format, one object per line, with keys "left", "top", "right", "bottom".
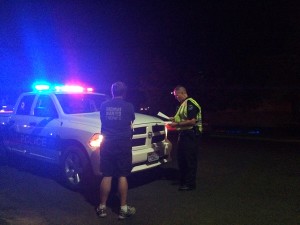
{"left": 0, "top": 135, "right": 299, "bottom": 225}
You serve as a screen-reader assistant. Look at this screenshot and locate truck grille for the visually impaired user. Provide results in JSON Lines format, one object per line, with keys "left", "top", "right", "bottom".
{"left": 152, "top": 125, "right": 164, "bottom": 133}
{"left": 132, "top": 138, "right": 146, "bottom": 146}
{"left": 133, "top": 127, "right": 146, "bottom": 135}
{"left": 151, "top": 134, "right": 165, "bottom": 143}
{"left": 132, "top": 124, "right": 166, "bottom": 147}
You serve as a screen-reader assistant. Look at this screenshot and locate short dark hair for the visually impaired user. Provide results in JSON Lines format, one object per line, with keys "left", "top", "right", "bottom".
{"left": 174, "top": 85, "right": 187, "bottom": 93}
{"left": 111, "top": 81, "right": 127, "bottom": 97}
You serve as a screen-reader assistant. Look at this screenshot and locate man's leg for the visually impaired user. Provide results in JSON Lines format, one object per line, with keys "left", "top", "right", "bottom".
{"left": 185, "top": 134, "right": 198, "bottom": 189}
{"left": 97, "top": 176, "right": 112, "bottom": 218}
{"left": 118, "top": 176, "right": 136, "bottom": 219}
{"left": 100, "top": 176, "right": 112, "bottom": 205}
{"left": 177, "top": 135, "right": 188, "bottom": 186}
{"left": 116, "top": 143, "right": 136, "bottom": 219}
{"left": 118, "top": 176, "right": 128, "bottom": 206}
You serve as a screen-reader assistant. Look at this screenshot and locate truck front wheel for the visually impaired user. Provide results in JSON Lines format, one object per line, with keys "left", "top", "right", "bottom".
{"left": 0, "top": 135, "right": 7, "bottom": 160}
{"left": 60, "top": 145, "right": 91, "bottom": 190}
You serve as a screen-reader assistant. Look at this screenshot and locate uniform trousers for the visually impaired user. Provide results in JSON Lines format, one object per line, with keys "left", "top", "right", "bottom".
{"left": 177, "top": 129, "right": 199, "bottom": 188}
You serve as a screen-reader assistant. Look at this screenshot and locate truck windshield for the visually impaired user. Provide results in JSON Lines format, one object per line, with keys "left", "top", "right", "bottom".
{"left": 56, "top": 93, "right": 108, "bottom": 114}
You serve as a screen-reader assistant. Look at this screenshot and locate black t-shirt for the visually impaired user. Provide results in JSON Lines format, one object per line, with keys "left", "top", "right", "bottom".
{"left": 100, "top": 98, "right": 135, "bottom": 140}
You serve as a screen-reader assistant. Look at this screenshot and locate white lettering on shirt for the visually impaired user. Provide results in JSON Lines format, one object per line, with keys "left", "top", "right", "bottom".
{"left": 106, "top": 107, "right": 122, "bottom": 120}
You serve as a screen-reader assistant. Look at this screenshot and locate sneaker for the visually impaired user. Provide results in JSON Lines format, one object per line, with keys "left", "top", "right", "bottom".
{"left": 118, "top": 206, "right": 136, "bottom": 220}
{"left": 96, "top": 206, "right": 107, "bottom": 218}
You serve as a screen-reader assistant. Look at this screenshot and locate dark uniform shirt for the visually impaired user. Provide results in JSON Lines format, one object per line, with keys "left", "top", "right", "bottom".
{"left": 186, "top": 99, "right": 199, "bottom": 120}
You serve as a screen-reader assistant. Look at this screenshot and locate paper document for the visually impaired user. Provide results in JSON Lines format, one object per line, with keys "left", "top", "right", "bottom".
{"left": 157, "top": 112, "right": 170, "bottom": 120}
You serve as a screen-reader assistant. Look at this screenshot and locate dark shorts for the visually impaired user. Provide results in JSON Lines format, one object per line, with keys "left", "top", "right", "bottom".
{"left": 100, "top": 139, "right": 133, "bottom": 177}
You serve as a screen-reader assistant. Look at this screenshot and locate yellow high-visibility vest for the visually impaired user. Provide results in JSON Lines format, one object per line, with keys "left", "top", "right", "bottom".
{"left": 174, "top": 98, "right": 202, "bottom": 132}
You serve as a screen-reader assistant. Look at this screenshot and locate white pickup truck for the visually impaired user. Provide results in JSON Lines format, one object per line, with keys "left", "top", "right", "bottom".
{"left": 0, "top": 83, "right": 172, "bottom": 189}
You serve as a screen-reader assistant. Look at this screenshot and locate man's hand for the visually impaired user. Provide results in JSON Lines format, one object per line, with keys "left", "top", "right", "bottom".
{"left": 169, "top": 122, "right": 178, "bottom": 127}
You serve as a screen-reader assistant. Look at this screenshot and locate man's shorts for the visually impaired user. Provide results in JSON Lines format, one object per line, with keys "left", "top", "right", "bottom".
{"left": 100, "top": 139, "right": 133, "bottom": 177}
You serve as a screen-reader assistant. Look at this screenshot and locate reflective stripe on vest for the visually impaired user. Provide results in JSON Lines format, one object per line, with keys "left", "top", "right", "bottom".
{"left": 174, "top": 98, "right": 202, "bottom": 132}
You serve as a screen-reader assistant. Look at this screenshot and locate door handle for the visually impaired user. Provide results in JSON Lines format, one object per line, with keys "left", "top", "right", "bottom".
{"left": 29, "top": 122, "right": 37, "bottom": 126}
{"left": 9, "top": 120, "right": 15, "bottom": 125}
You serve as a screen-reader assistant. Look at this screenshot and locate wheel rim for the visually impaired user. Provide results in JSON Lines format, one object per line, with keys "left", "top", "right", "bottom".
{"left": 64, "top": 152, "right": 83, "bottom": 185}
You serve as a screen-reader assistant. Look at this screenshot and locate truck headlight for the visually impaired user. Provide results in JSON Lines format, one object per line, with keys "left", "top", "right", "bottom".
{"left": 165, "top": 125, "right": 168, "bottom": 139}
{"left": 89, "top": 133, "right": 103, "bottom": 148}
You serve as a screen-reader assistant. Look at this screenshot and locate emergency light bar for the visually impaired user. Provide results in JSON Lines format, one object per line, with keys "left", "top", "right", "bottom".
{"left": 55, "top": 85, "right": 84, "bottom": 92}
{"left": 33, "top": 82, "right": 93, "bottom": 93}
{"left": 35, "top": 84, "right": 50, "bottom": 91}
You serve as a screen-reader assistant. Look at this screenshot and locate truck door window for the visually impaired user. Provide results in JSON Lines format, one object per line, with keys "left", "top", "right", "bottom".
{"left": 16, "top": 95, "right": 35, "bottom": 115}
{"left": 34, "top": 95, "right": 58, "bottom": 118}
{"left": 56, "top": 94, "right": 107, "bottom": 114}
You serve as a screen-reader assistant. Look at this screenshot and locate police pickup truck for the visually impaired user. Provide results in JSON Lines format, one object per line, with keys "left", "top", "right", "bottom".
{"left": 0, "top": 83, "right": 172, "bottom": 189}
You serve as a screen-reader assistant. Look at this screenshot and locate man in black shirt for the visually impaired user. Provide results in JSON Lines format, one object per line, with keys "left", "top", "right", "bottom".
{"left": 97, "top": 82, "right": 136, "bottom": 220}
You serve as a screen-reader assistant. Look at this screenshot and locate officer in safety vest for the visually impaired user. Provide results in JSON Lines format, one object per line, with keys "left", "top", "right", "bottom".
{"left": 169, "top": 85, "right": 202, "bottom": 191}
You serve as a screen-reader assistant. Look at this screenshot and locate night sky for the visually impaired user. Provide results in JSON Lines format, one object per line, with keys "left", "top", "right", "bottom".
{"left": 1, "top": 0, "right": 299, "bottom": 111}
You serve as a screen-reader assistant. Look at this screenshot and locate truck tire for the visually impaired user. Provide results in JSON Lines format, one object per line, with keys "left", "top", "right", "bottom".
{"left": 0, "top": 135, "right": 7, "bottom": 160}
{"left": 60, "top": 145, "right": 92, "bottom": 190}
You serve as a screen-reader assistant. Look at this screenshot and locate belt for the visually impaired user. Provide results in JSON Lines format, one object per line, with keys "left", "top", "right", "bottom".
{"left": 179, "top": 129, "right": 195, "bottom": 135}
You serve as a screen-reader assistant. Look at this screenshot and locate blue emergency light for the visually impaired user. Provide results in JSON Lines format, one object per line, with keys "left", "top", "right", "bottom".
{"left": 34, "top": 84, "right": 50, "bottom": 91}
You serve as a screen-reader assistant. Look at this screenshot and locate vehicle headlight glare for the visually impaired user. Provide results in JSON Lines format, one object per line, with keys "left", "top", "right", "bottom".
{"left": 89, "top": 133, "right": 103, "bottom": 148}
